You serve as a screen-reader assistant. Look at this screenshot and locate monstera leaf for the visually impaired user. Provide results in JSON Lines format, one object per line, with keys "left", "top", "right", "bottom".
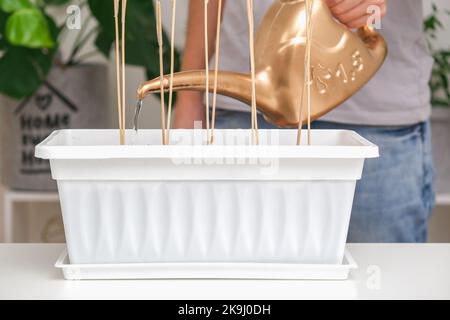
{"left": 88, "top": 0, "right": 180, "bottom": 84}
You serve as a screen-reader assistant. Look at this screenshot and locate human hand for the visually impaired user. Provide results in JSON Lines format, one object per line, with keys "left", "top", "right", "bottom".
{"left": 325, "top": 0, "right": 387, "bottom": 29}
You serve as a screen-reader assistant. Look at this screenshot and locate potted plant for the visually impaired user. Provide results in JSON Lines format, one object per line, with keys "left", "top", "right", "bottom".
{"left": 0, "top": 0, "right": 179, "bottom": 191}
{"left": 424, "top": 3, "right": 450, "bottom": 194}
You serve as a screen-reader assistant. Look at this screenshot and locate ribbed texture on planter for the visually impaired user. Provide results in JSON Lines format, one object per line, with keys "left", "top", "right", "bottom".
{"left": 59, "top": 180, "right": 356, "bottom": 264}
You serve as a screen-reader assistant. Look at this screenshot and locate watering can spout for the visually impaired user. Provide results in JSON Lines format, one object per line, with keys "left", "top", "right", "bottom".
{"left": 137, "top": 70, "right": 296, "bottom": 127}
{"left": 137, "top": 70, "right": 252, "bottom": 103}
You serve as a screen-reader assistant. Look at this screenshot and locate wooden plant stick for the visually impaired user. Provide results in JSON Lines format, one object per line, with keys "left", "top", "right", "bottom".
{"left": 166, "top": 0, "right": 177, "bottom": 144}
{"left": 121, "top": 0, "right": 127, "bottom": 144}
{"left": 306, "top": 0, "right": 313, "bottom": 145}
{"left": 113, "top": 0, "right": 124, "bottom": 145}
{"left": 156, "top": 0, "right": 166, "bottom": 145}
{"left": 210, "top": 0, "right": 223, "bottom": 145}
{"left": 297, "top": 0, "right": 314, "bottom": 145}
{"left": 204, "top": 0, "right": 210, "bottom": 144}
{"left": 247, "top": 0, "right": 259, "bottom": 144}
{"left": 296, "top": 82, "right": 307, "bottom": 145}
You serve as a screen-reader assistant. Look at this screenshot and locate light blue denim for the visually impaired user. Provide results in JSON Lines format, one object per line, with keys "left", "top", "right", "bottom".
{"left": 212, "top": 109, "right": 436, "bottom": 243}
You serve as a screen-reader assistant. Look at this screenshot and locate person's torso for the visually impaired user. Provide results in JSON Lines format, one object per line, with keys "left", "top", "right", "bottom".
{"left": 210, "top": 0, "right": 433, "bottom": 126}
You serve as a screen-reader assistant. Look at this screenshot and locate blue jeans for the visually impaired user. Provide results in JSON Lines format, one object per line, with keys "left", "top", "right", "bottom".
{"left": 213, "top": 109, "right": 436, "bottom": 243}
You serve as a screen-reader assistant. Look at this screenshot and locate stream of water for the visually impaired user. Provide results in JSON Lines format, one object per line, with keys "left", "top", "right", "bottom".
{"left": 133, "top": 99, "right": 143, "bottom": 132}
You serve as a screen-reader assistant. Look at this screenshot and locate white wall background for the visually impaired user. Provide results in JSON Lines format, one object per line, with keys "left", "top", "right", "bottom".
{"left": 424, "top": 0, "right": 450, "bottom": 49}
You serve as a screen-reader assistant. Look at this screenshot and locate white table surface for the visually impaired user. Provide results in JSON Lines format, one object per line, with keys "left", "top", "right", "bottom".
{"left": 0, "top": 243, "right": 449, "bottom": 300}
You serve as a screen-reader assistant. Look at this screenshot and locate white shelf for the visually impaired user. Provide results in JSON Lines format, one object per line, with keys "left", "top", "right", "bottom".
{"left": 2, "top": 189, "right": 59, "bottom": 243}
{"left": 436, "top": 193, "right": 450, "bottom": 206}
{"left": 4, "top": 190, "right": 59, "bottom": 203}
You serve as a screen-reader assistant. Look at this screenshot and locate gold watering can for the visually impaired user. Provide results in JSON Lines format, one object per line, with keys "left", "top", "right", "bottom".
{"left": 137, "top": 0, "right": 387, "bottom": 128}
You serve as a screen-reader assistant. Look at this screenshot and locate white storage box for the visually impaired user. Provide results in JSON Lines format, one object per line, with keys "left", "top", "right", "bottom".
{"left": 35, "top": 129, "right": 378, "bottom": 265}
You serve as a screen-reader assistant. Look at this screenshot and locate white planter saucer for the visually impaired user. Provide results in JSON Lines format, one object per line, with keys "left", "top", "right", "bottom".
{"left": 55, "top": 247, "right": 357, "bottom": 281}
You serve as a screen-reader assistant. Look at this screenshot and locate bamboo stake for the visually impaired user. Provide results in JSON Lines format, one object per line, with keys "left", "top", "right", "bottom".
{"left": 210, "top": 0, "right": 222, "bottom": 145}
{"left": 113, "top": 0, "right": 124, "bottom": 145}
{"left": 306, "top": 0, "right": 313, "bottom": 145}
{"left": 156, "top": 0, "right": 166, "bottom": 145}
{"left": 204, "top": 0, "right": 210, "bottom": 144}
{"left": 296, "top": 82, "right": 307, "bottom": 145}
{"left": 166, "top": 0, "right": 177, "bottom": 144}
{"left": 297, "top": 0, "right": 314, "bottom": 145}
{"left": 247, "top": 0, "right": 259, "bottom": 144}
{"left": 121, "top": 0, "right": 127, "bottom": 144}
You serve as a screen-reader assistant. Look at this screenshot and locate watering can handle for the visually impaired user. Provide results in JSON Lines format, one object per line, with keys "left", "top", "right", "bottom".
{"left": 356, "top": 26, "right": 386, "bottom": 52}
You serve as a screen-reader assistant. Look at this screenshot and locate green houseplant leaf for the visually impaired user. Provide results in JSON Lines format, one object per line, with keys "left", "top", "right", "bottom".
{"left": 0, "top": 11, "right": 58, "bottom": 99}
{"left": 0, "top": 46, "right": 54, "bottom": 98}
{"left": 0, "top": 0, "right": 33, "bottom": 13}
{"left": 0, "top": 10, "right": 7, "bottom": 50}
{"left": 42, "top": 0, "right": 72, "bottom": 5}
{"left": 425, "top": 4, "right": 450, "bottom": 108}
{"left": 6, "top": 8, "right": 55, "bottom": 48}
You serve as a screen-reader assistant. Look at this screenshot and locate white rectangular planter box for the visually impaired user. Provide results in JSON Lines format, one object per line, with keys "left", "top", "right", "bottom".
{"left": 36, "top": 129, "right": 378, "bottom": 265}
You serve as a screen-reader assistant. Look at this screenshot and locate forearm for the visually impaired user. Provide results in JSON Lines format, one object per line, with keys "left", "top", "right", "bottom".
{"left": 174, "top": 0, "right": 226, "bottom": 128}
{"left": 182, "top": 0, "right": 224, "bottom": 70}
